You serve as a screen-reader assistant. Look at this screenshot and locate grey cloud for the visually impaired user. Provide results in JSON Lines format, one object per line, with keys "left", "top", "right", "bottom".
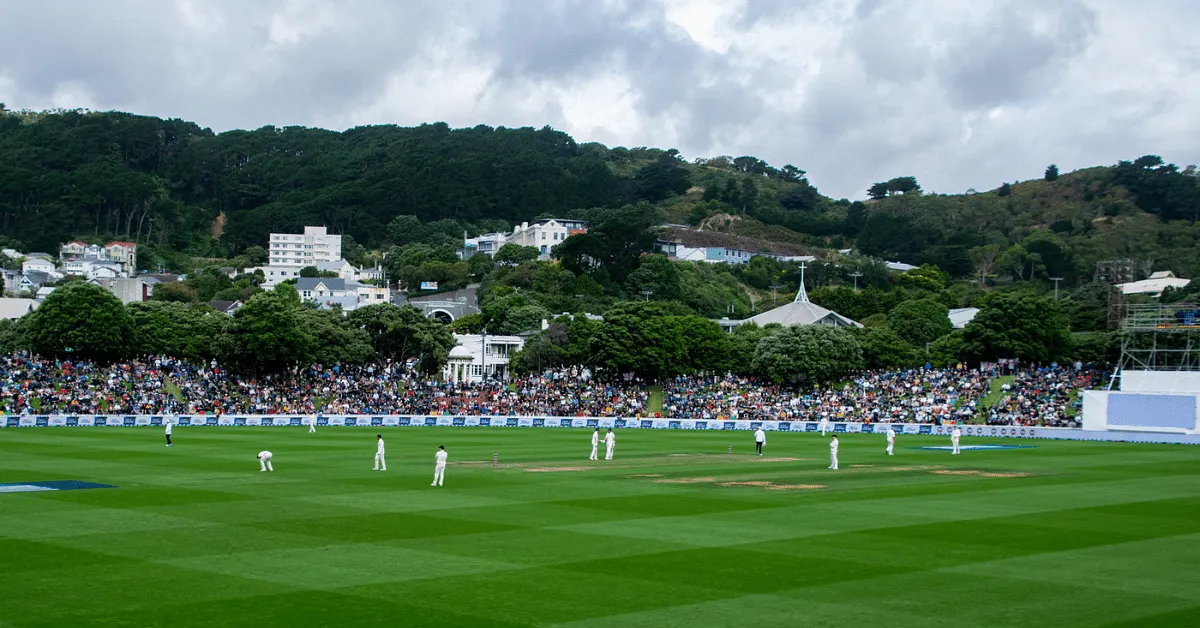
{"left": 937, "top": 1, "right": 1098, "bottom": 108}
{"left": 0, "top": 0, "right": 1196, "bottom": 200}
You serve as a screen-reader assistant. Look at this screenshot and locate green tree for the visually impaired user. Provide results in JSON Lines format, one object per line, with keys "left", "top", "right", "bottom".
{"left": 449, "top": 312, "right": 485, "bottom": 334}
{"left": 0, "top": 318, "right": 25, "bottom": 354}
{"left": 855, "top": 327, "right": 919, "bottom": 370}
{"left": 24, "top": 282, "right": 133, "bottom": 361}
{"left": 594, "top": 302, "right": 689, "bottom": 380}
{"left": 243, "top": 246, "right": 268, "bottom": 265}
{"left": 962, "top": 293, "right": 1071, "bottom": 363}
{"left": 299, "top": 266, "right": 339, "bottom": 278}
{"left": 297, "top": 308, "right": 373, "bottom": 365}
{"left": 625, "top": 254, "right": 682, "bottom": 301}
{"left": 677, "top": 315, "right": 733, "bottom": 373}
{"left": 927, "top": 329, "right": 966, "bottom": 367}
{"left": 1044, "top": 164, "right": 1059, "bottom": 181}
{"left": 213, "top": 284, "right": 316, "bottom": 372}
{"left": 494, "top": 244, "right": 540, "bottom": 265}
{"left": 346, "top": 304, "right": 454, "bottom": 373}
{"left": 751, "top": 325, "right": 863, "bottom": 383}
{"left": 151, "top": 281, "right": 198, "bottom": 303}
{"left": 887, "top": 298, "right": 952, "bottom": 347}
{"left": 897, "top": 264, "right": 948, "bottom": 292}
{"left": 128, "top": 301, "right": 225, "bottom": 360}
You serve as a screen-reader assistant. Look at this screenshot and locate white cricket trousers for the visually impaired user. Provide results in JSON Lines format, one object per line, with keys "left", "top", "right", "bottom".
{"left": 829, "top": 453, "right": 838, "bottom": 470}
{"left": 605, "top": 443, "right": 614, "bottom": 460}
{"left": 309, "top": 423, "right": 316, "bottom": 433}
{"left": 260, "top": 458, "right": 274, "bottom": 472}
{"left": 951, "top": 437, "right": 960, "bottom": 455}
{"left": 886, "top": 442, "right": 894, "bottom": 455}
{"left": 590, "top": 445, "right": 598, "bottom": 460}
{"left": 432, "top": 463, "right": 445, "bottom": 486}
{"left": 374, "top": 453, "right": 386, "bottom": 471}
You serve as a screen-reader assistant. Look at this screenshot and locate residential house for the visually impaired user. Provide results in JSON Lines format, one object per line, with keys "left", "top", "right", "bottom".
{"left": 1, "top": 269, "right": 20, "bottom": 296}
{"left": 949, "top": 307, "right": 980, "bottom": 329}
{"left": 316, "top": 259, "right": 359, "bottom": 282}
{"left": 19, "top": 271, "right": 53, "bottom": 295}
{"left": 207, "top": 300, "right": 243, "bottom": 315}
{"left": 35, "top": 287, "right": 55, "bottom": 301}
{"left": 462, "top": 232, "right": 509, "bottom": 258}
{"left": 2, "top": 248, "right": 22, "bottom": 260}
{"left": 103, "top": 242, "right": 138, "bottom": 276}
{"left": 22, "top": 257, "right": 55, "bottom": 274}
{"left": 295, "top": 277, "right": 348, "bottom": 303}
{"left": 251, "top": 265, "right": 304, "bottom": 288}
{"left": 352, "top": 283, "right": 390, "bottom": 305}
{"left": 443, "top": 333, "right": 525, "bottom": 383}
{"left": 92, "top": 277, "right": 151, "bottom": 304}
{"left": 0, "top": 298, "right": 39, "bottom": 320}
{"left": 502, "top": 219, "right": 589, "bottom": 260}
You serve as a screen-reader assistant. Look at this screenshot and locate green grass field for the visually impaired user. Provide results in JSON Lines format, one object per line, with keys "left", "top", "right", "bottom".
{"left": 1, "top": 427, "right": 1199, "bottom": 627}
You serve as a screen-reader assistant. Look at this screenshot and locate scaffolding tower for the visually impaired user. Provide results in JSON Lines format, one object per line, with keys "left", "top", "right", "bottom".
{"left": 1112, "top": 302, "right": 1200, "bottom": 387}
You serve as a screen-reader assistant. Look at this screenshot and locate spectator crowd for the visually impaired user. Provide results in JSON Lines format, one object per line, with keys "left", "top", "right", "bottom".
{"left": 1, "top": 354, "right": 1098, "bottom": 427}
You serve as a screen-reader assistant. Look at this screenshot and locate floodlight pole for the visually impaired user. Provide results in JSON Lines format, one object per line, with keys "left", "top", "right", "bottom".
{"left": 849, "top": 272, "right": 863, "bottom": 291}
{"left": 1050, "top": 277, "right": 1064, "bottom": 300}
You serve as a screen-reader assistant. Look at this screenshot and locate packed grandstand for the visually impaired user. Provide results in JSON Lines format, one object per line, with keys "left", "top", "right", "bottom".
{"left": 0, "top": 354, "right": 1099, "bottom": 426}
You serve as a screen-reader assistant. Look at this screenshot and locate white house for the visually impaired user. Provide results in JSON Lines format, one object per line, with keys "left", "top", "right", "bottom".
{"left": 0, "top": 298, "right": 39, "bottom": 320}
{"left": 316, "top": 259, "right": 359, "bottom": 282}
{"left": 21, "top": 258, "right": 55, "bottom": 274}
{"left": 463, "top": 232, "right": 509, "bottom": 258}
{"left": 295, "top": 277, "right": 348, "bottom": 302}
{"left": 501, "top": 219, "right": 589, "bottom": 260}
{"left": 442, "top": 333, "right": 525, "bottom": 383}
{"left": 268, "top": 226, "right": 342, "bottom": 268}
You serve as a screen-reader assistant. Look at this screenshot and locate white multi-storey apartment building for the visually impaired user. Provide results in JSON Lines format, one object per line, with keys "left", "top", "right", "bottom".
{"left": 268, "top": 226, "right": 342, "bottom": 268}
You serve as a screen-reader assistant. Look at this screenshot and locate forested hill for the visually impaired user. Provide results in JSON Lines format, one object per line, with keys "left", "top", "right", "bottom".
{"left": 0, "top": 108, "right": 807, "bottom": 254}
{"left": 1, "top": 108, "right": 1199, "bottom": 282}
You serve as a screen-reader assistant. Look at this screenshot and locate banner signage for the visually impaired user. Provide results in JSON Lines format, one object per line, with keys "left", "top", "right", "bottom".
{"left": 3, "top": 414, "right": 1198, "bottom": 444}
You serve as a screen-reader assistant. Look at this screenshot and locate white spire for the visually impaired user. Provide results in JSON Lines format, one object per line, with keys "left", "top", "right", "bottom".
{"left": 794, "top": 263, "right": 809, "bottom": 303}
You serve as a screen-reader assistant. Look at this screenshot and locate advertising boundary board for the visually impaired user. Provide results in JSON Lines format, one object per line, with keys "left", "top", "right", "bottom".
{"left": 3, "top": 415, "right": 1200, "bottom": 444}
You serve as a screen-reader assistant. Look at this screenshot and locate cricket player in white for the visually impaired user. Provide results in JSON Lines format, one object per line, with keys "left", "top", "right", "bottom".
{"left": 828, "top": 435, "right": 839, "bottom": 470}
{"left": 820, "top": 415, "right": 830, "bottom": 436}
{"left": 754, "top": 427, "right": 766, "bottom": 456}
{"left": 164, "top": 419, "right": 173, "bottom": 447}
{"left": 432, "top": 445, "right": 447, "bottom": 486}
{"left": 951, "top": 425, "right": 962, "bottom": 455}
{"left": 590, "top": 428, "right": 600, "bottom": 461}
{"left": 374, "top": 434, "right": 387, "bottom": 471}
{"left": 308, "top": 415, "right": 317, "bottom": 433}
{"left": 886, "top": 426, "right": 895, "bottom": 456}
{"left": 257, "top": 450, "right": 274, "bottom": 472}
{"left": 603, "top": 429, "right": 615, "bottom": 460}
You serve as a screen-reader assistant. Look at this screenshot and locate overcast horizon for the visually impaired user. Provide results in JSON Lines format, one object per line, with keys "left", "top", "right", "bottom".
{"left": 1, "top": 0, "right": 1197, "bottom": 200}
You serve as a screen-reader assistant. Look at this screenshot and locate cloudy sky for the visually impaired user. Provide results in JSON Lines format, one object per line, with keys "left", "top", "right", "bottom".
{"left": 1, "top": 0, "right": 1196, "bottom": 199}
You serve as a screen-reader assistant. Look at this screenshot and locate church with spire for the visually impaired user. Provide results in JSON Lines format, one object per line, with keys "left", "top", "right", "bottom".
{"left": 718, "top": 263, "right": 862, "bottom": 332}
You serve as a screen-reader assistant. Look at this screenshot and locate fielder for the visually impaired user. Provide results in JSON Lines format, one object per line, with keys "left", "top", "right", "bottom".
{"left": 432, "top": 445, "right": 447, "bottom": 486}
{"left": 885, "top": 425, "right": 895, "bottom": 456}
{"left": 164, "top": 419, "right": 173, "bottom": 447}
{"left": 604, "top": 428, "right": 615, "bottom": 460}
{"left": 257, "top": 450, "right": 274, "bottom": 472}
{"left": 820, "top": 414, "right": 830, "bottom": 436}
{"left": 754, "top": 426, "right": 766, "bottom": 456}
{"left": 308, "top": 415, "right": 317, "bottom": 433}
{"left": 828, "top": 435, "right": 839, "bottom": 470}
{"left": 374, "top": 434, "right": 387, "bottom": 471}
{"left": 590, "top": 428, "right": 600, "bottom": 461}
{"left": 951, "top": 425, "right": 962, "bottom": 455}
